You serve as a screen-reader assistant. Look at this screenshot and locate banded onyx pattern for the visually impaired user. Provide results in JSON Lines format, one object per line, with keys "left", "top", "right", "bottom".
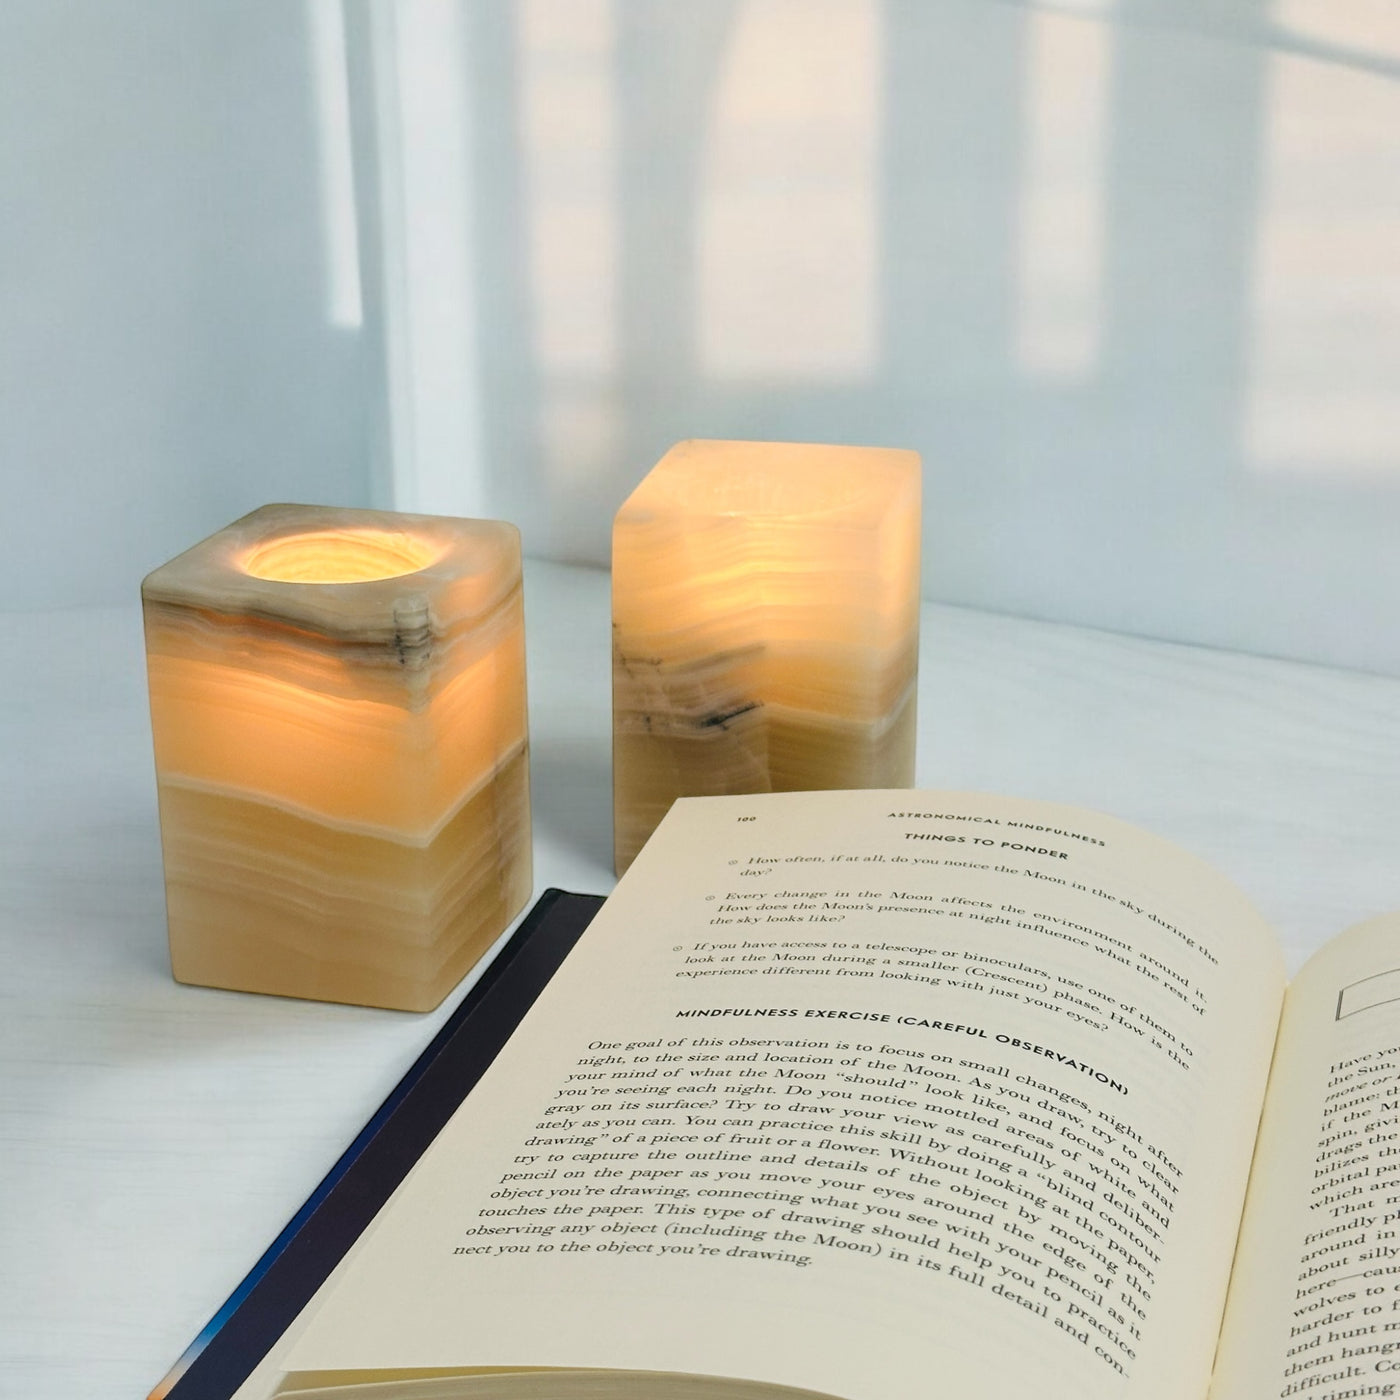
{"left": 142, "top": 504, "right": 531, "bottom": 1011}
{"left": 612, "top": 441, "right": 921, "bottom": 874}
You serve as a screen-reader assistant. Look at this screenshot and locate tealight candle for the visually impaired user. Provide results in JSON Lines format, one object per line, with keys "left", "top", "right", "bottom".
{"left": 612, "top": 440, "right": 921, "bottom": 873}
{"left": 142, "top": 504, "right": 531, "bottom": 1011}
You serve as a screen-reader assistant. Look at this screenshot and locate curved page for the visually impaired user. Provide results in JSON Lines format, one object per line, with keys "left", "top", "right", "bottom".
{"left": 1213, "top": 914, "right": 1400, "bottom": 1400}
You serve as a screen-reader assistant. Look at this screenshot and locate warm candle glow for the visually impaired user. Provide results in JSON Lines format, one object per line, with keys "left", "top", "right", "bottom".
{"left": 612, "top": 440, "right": 921, "bottom": 874}
{"left": 142, "top": 504, "right": 531, "bottom": 1012}
{"left": 241, "top": 528, "right": 441, "bottom": 583}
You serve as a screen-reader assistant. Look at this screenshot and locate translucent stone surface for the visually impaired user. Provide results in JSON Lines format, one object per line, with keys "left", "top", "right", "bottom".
{"left": 612, "top": 440, "right": 921, "bottom": 873}
{"left": 142, "top": 504, "right": 531, "bottom": 1011}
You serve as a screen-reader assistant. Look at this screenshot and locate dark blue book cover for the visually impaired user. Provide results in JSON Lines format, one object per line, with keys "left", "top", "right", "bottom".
{"left": 149, "top": 889, "right": 604, "bottom": 1400}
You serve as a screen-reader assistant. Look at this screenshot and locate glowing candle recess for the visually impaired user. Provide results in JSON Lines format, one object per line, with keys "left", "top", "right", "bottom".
{"left": 141, "top": 504, "right": 531, "bottom": 1011}
{"left": 612, "top": 440, "right": 921, "bottom": 874}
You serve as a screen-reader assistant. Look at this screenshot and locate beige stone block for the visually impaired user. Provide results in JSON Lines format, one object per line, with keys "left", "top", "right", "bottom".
{"left": 142, "top": 504, "right": 531, "bottom": 1011}
{"left": 612, "top": 440, "right": 921, "bottom": 873}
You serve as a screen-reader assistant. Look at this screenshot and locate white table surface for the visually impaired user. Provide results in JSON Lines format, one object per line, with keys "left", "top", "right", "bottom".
{"left": 3, "top": 559, "right": 1399, "bottom": 1398}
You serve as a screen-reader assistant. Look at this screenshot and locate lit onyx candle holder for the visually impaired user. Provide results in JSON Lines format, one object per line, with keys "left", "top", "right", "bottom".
{"left": 141, "top": 504, "right": 531, "bottom": 1011}
{"left": 612, "top": 440, "right": 922, "bottom": 873}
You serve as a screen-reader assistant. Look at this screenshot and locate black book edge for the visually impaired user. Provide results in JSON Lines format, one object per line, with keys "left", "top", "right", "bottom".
{"left": 149, "top": 888, "right": 607, "bottom": 1400}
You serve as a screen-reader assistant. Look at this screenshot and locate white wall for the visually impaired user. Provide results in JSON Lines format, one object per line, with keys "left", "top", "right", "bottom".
{"left": 0, "top": 1, "right": 380, "bottom": 609}
{"left": 376, "top": 0, "right": 1400, "bottom": 674}
{"left": 7, "top": 1, "right": 1400, "bottom": 675}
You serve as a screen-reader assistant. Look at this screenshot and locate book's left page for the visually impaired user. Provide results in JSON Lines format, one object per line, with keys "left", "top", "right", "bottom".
{"left": 280, "top": 790, "right": 1284, "bottom": 1400}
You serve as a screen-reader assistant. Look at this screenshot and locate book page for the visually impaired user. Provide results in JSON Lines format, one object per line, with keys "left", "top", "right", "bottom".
{"left": 1212, "top": 913, "right": 1400, "bottom": 1400}
{"left": 284, "top": 791, "right": 1284, "bottom": 1400}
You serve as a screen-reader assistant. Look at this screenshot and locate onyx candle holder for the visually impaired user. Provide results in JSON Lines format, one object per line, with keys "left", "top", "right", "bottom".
{"left": 141, "top": 504, "right": 531, "bottom": 1011}
{"left": 612, "top": 440, "right": 921, "bottom": 874}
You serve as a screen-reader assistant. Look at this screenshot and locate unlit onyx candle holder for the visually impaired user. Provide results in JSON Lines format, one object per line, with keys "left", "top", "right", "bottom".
{"left": 142, "top": 503, "right": 531, "bottom": 1011}
{"left": 612, "top": 439, "right": 921, "bottom": 874}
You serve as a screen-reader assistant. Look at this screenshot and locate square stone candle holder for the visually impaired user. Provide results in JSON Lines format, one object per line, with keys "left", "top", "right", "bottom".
{"left": 612, "top": 439, "right": 921, "bottom": 873}
{"left": 142, "top": 504, "right": 531, "bottom": 1011}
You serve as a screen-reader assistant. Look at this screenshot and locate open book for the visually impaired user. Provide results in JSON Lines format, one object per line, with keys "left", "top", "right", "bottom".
{"left": 203, "top": 791, "right": 1400, "bottom": 1400}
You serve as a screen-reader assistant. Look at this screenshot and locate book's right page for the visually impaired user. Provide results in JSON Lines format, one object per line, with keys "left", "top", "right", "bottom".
{"left": 1212, "top": 914, "right": 1400, "bottom": 1400}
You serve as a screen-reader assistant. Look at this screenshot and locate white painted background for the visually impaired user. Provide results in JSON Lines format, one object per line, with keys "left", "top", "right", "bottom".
{"left": 5, "top": 0, "right": 1400, "bottom": 673}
